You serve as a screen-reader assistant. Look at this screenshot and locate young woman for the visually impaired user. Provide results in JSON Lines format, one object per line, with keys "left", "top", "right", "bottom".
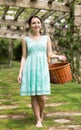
{"left": 18, "top": 16, "right": 66, "bottom": 128}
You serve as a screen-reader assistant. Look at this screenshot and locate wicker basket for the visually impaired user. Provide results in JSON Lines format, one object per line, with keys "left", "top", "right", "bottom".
{"left": 49, "top": 62, "right": 72, "bottom": 84}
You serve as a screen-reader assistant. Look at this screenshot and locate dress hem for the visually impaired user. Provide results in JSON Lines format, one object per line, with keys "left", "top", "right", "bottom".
{"left": 20, "top": 93, "right": 51, "bottom": 96}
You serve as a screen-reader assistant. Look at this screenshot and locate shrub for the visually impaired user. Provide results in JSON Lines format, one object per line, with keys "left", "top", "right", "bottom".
{"left": 13, "top": 40, "right": 22, "bottom": 61}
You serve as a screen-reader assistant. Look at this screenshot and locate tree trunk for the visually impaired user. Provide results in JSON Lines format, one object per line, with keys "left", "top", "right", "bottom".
{"left": 8, "top": 39, "right": 13, "bottom": 67}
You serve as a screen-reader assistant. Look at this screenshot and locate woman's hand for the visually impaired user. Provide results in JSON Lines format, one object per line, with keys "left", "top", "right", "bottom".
{"left": 18, "top": 73, "right": 22, "bottom": 84}
{"left": 58, "top": 55, "right": 67, "bottom": 62}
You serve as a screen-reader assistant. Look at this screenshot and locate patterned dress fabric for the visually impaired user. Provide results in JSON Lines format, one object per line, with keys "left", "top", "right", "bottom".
{"left": 20, "top": 35, "right": 50, "bottom": 96}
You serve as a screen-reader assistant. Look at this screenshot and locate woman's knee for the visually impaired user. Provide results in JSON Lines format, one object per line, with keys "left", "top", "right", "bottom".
{"left": 39, "top": 95, "right": 46, "bottom": 104}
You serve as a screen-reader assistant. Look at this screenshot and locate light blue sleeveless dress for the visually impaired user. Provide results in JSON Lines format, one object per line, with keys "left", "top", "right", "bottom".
{"left": 20, "top": 35, "right": 50, "bottom": 96}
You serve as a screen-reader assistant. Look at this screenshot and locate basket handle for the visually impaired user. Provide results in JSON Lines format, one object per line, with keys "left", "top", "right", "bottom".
{"left": 47, "top": 53, "right": 67, "bottom": 64}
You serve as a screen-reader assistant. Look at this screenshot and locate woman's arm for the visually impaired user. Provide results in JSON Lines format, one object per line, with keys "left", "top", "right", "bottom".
{"left": 18, "top": 38, "right": 27, "bottom": 84}
{"left": 47, "top": 36, "right": 66, "bottom": 61}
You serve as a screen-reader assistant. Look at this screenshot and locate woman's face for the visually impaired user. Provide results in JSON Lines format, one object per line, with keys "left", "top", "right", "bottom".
{"left": 30, "top": 17, "right": 42, "bottom": 33}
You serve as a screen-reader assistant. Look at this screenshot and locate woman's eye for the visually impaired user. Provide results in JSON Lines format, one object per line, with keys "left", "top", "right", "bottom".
{"left": 32, "top": 21, "right": 40, "bottom": 25}
{"left": 32, "top": 22, "right": 35, "bottom": 24}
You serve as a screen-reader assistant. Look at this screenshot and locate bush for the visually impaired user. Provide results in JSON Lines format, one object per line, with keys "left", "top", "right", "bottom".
{"left": 0, "top": 38, "right": 9, "bottom": 63}
{"left": 13, "top": 40, "right": 22, "bottom": 61}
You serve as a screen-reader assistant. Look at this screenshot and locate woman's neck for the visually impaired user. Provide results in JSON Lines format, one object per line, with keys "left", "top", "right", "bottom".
{"left": 31, "top": 32, "right": 41, "bottom": 37}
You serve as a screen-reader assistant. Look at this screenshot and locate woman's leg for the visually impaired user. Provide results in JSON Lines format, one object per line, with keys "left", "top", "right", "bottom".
{"left": 37, "top": 95, "right": 46, "bottom": 120}
{"left": 31, "top": 96, "right": 42, "bottom": 127}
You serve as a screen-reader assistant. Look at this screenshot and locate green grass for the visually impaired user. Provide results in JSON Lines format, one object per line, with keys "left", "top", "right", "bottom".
{"left": 0, "top": 61, "right": 81, "bottom": 130}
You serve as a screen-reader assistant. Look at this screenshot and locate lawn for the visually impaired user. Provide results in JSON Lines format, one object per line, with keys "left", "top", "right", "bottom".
{"left": 0, "top": 61, "right": 81, "bottom": 130}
